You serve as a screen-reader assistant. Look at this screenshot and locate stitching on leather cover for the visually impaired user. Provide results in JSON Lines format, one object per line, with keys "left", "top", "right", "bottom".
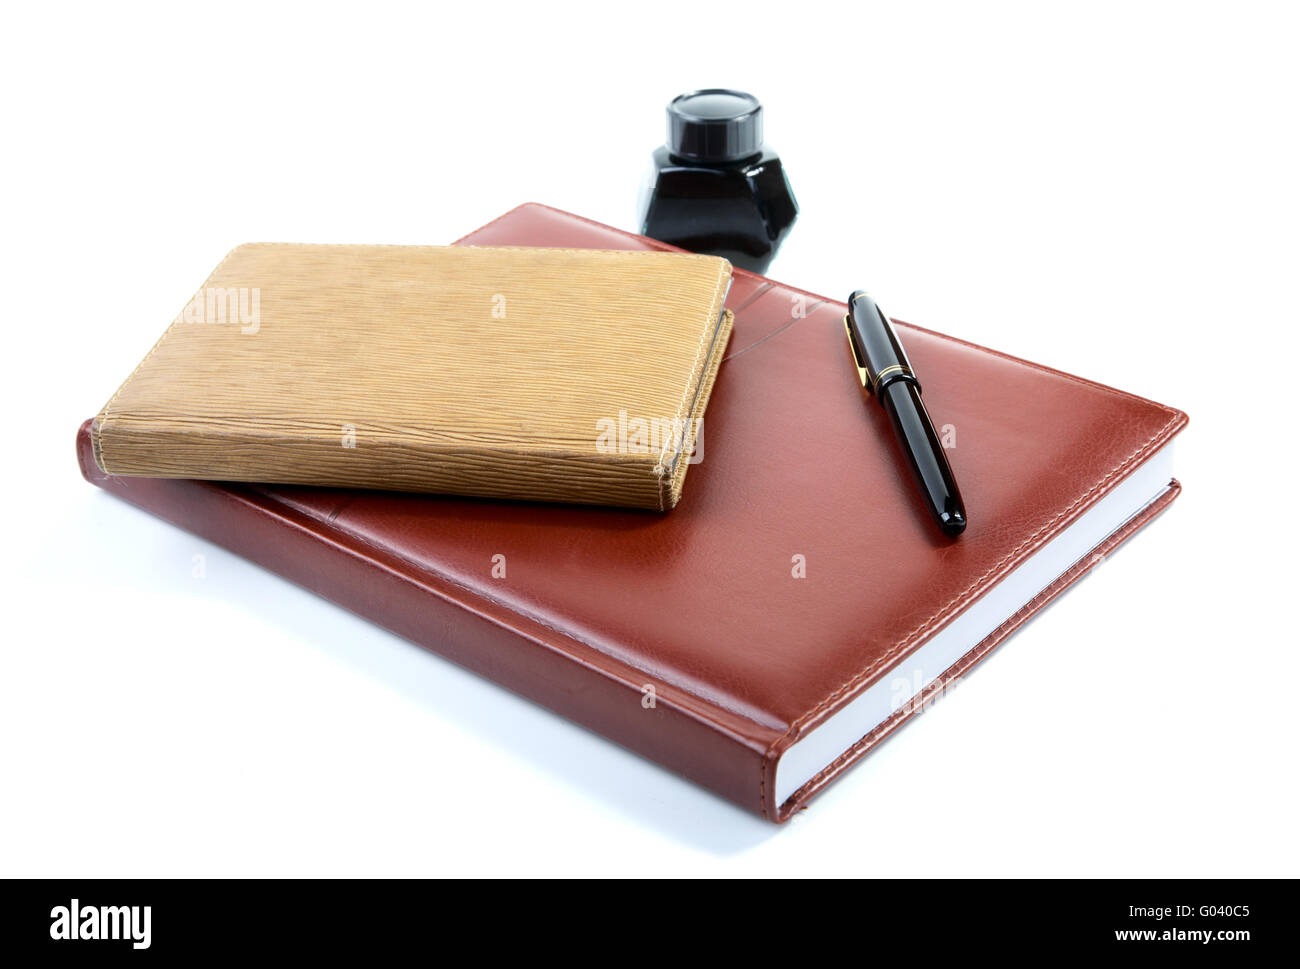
{"left": 777, "top": 411, "right": 1182, "bottom": 741}
{"left": 777, "top": 481, "right": 1182, "bottom": 820}
{"left": 755, "top": 415, "right": 1185, "bottom": 815}
{"left": 758, "top": 413, "right": 1183, "bottom": 817}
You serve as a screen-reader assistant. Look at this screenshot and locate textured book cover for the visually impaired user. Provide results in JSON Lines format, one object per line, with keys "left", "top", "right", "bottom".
{"left": 91, "top": 244, "right": 734, "bottom": 510}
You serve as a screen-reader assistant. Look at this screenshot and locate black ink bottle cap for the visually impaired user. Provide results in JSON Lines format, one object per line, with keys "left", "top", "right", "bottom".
{"left": 640, "top": 88, "right": 797, "bottom": 273}
{"left": 667, "top": 89, "right": 764, "bottom": 163}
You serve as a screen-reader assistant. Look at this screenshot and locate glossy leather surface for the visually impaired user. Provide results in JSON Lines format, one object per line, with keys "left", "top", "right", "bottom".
{"left": 78, "top": 203, "right": 1188, "bottom": 820}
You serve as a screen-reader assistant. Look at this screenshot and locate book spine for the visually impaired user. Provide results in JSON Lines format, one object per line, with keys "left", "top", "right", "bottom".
{"left": 76, "top": 420, "right": 773, "bottom": 817}
{"left": 90, "top": 417, "right": 669, "bottom": 511}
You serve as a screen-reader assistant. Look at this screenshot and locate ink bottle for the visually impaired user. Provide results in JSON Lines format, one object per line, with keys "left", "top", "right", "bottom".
{"left": 637, "top": 89, "right": 798, "bottom": 274}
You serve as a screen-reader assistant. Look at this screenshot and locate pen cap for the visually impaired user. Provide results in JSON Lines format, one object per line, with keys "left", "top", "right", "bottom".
{"left": 846, "top": 291, "right": 919, "bottom": 396}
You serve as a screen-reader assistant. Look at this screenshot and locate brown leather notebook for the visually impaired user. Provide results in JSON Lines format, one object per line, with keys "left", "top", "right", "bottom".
{"left": 77, "top": 203, "right": 1188, "bottom": 822}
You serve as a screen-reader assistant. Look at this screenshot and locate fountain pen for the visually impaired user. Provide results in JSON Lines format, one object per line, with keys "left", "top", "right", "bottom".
{"left": 845, "top": 291, "right": 967, "bottom": 537}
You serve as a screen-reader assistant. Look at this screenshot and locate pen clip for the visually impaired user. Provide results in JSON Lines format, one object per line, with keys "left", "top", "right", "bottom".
{"left": 843, "top": 315, "right": 869, "bottom": 390}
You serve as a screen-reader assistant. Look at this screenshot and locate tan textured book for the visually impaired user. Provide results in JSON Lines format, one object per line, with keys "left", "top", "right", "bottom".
{"left": 92, "top": 244, "right": 734, "bottom": 509}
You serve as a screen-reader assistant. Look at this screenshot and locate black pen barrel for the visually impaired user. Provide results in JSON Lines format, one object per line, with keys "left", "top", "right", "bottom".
{"left": 879, "top": 381, "right": 967, "bottom": 536}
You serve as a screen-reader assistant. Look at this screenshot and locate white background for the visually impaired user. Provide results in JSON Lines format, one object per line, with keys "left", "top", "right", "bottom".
{"left": 2, "top": 1, "right": 1296, "bottom": 877}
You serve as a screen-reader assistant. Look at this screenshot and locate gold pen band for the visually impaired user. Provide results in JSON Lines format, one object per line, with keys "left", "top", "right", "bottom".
{"left": 870, "top": 363, "right": 911, "bottom": 393}
{"left": 844, "top": 314, "right": 915, "bottom": 393}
